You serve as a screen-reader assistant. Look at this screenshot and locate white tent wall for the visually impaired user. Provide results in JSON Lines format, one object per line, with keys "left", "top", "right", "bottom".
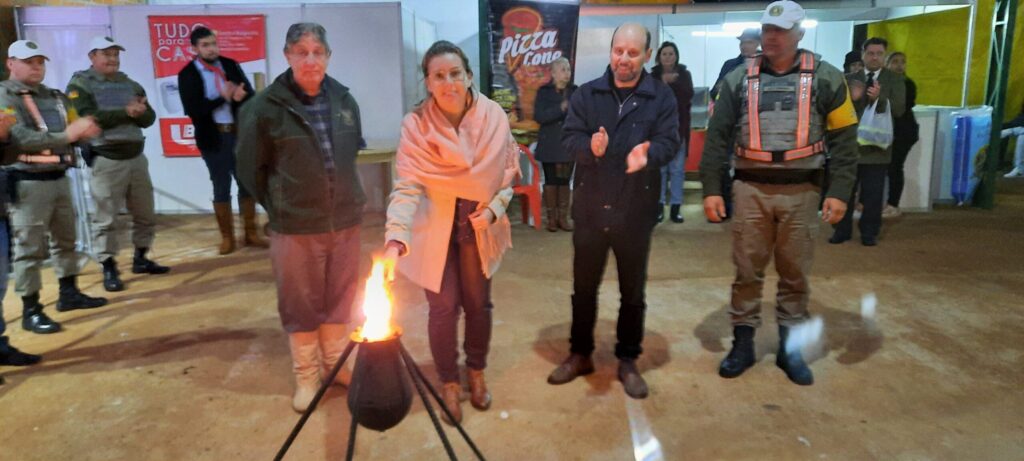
{"left": 18, "top": 3, "right": 412, "bottom": 214}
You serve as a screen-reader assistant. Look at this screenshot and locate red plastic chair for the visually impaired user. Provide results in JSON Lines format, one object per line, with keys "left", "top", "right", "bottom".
{"left": 512, "top": 144, "right": 543, "bottom": 230}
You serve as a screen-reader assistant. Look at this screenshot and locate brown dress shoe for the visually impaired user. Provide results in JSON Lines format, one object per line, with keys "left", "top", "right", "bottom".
{"left": 467, "top": 369, "right": 492, "bottom": 410}
{"left": 440, "top": 382, "right": 463, "bottom": 426}
{"left": 618, "top": 359, "right": 648, "bottom": 399}
{"left": 547, "top": 353, "right": 595, "bottom": 385}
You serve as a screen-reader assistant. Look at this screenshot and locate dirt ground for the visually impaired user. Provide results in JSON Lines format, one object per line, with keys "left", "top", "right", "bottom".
{"left": 2, "top": 181, "right": 1022, "bottom": 460}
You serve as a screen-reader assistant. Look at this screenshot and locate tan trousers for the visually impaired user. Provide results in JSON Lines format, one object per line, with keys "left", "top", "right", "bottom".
{"left": 729, "top": 179, "right": 820, "bottom": 328}
{"left": 90, "top": 155, "right": 157, "bottom": 262}
{"left": 9, "top": 176, "right": 80, "bottom": 295}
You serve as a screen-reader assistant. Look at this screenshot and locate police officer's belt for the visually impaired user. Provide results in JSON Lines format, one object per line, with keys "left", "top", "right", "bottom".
{"left": 7, "top": 169, "right": 66, "bottom": 181}
{"left": 735, "top": 170, "right": 821, "bottom": 186}
{"left": 735, "top": 140, "right": 825, "bottom": 163}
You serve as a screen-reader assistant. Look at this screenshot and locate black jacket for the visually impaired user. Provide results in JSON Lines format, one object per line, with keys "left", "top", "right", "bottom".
{"left": 177, "top": 56, "right": 254, "bottom": 151}
{"left": 711, "top": 54, "right": 745, "bottom": 101}
{"left": 561, "top": 67, "right": 680, "bottom": 232}
{"left": 533, "top": 82, "right": 576, "bottom": 163}
{"left": 651, "top": 64, "right": 694, "bottom": 142}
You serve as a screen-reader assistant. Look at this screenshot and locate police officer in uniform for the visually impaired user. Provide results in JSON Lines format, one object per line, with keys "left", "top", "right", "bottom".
{"left": 66, "top": 36, "right": 170, "bottom": 292}
{"left": 0, "top": 107, "right": 42, "bottom": 365}
{"left": 700, "top": 1, "right": 858, "bottom": 385}
{"left": 1, "top": 40, "right": 109, "bottom": 334}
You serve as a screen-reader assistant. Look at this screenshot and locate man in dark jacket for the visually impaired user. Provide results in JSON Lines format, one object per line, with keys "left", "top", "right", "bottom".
{"left": 546, "top": 23, "right": 680, "bottom": 400}
{"left": 177, "top": 26, "right": 267, "bottom": 255}
{"left": 710, "top": 28, "right": 760, "bottom": 101}
{"left": 829, "top": 37, "right": 905, "bottom": 246}
{"left": 235, "top": 23, "right": 366, "bottom": 413}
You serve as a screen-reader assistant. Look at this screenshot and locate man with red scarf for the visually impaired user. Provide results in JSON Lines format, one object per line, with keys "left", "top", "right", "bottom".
{"left": 177, "top": 26, "right": 267, "bottom": 255}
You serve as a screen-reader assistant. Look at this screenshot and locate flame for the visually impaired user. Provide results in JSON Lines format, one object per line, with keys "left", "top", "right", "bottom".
{"left": 357, "top": 259, "right": 396, "bottom": 342}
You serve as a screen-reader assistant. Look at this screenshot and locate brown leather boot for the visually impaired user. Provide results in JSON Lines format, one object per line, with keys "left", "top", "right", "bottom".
{"left": 547, "top": 353, "right": 594, "bottom": 385}
{"left": 239, "top": 197, "right": 269, "bottom": 248}
{"left": 441, "top": 382, "right": 463, "bottom": 426}
{"left": 213, "top": 202, "right": 235, "bottom": 255}
{"left": 557, "top": 185, "right": 573, "bottom": 231}
{"left": 543, "top": 185, "right": 558, "bottom": 232}
{"left": 467, "top": 368, "right": 491, "bottom": 410}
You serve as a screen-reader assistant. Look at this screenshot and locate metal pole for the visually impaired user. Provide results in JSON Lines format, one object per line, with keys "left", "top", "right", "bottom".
{"left": 398, "top": 343, "right": 459, "bottom": 461}
{"left": 975, "top": 0, "right": 1018, "bottom": 209}
{"left": 345, "top": 412, "right": 359, "bottom": 461}
{"left": 961, "top": 2, "right": 977, "bottom": 108}
{"left": 274, "top": 339, "right": 358, "bottom": 461}
{"left": 478, "top": 0, "right": 492, "bottom": 97}
{"left": 400, "top": 343, "right": 487, "bottom": 461}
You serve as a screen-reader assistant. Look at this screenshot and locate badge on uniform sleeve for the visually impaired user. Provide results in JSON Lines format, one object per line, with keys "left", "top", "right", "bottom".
{"left": 340, "top": 109, "right": 355, "bottom": 126}
{"left": 68, "top": 90, "right": 79, "bottom": 99}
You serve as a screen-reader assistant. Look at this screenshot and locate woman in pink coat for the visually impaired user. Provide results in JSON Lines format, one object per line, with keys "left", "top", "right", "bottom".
{"left": 383, "top": 41, "right": 518, "bottom": 426}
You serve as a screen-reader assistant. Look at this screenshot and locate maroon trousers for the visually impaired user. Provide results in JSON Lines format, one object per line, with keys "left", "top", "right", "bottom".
{"left": 269, "top": 226, "right": 360, "bottom": 333}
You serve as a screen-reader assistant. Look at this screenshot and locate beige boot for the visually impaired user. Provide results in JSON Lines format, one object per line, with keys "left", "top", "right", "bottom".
{"left": 239, "top": 197, "right": 269, "bottom": 248}
{"left": 288, "top": 331, "right": 322, "bottom": 413}
{"left": 213, "top": 202, "right": 235, "bottom": 255}
{"left": 318, "top": 323, "right": 352, "bottom": 387}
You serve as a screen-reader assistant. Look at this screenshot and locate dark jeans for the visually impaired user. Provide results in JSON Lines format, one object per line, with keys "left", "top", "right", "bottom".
{"left": 887, "top": 140, "right": 915, "bottom": 207}
{"left": 424, "top": 228, "right": 493, "bottom": 384}
{"left": 834, "top": 164, "right": 887, "bottom": 241}
{"left": 200, "top": 132, "right": 250, "bottom": 203}
{"left": 570, "top": 225, "right": 652, "bottom": 360}
{"left": 0, "top": 220, "right": 10, "bottom": 351}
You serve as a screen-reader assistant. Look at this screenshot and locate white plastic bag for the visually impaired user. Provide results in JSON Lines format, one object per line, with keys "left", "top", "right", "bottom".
{"left": 857, "top": 100, "right": 894, "bottom": 149}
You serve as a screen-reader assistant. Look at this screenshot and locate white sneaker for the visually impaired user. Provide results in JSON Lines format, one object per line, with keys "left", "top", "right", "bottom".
{"left": 882, "top": 205, "right": 901, "bottom": 218}
{"left": 1004, "top": 167, "right": 1024, "bottom": 178}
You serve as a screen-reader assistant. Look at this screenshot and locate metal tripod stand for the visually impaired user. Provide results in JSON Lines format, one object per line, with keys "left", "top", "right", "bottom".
{"left": 274, "top": 337, "right": 486, "bottom": 461}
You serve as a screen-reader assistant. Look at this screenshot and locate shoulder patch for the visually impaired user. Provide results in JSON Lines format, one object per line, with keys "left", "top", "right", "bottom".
{"left": 69, "top": 90, "right": 79, "bottom": 99}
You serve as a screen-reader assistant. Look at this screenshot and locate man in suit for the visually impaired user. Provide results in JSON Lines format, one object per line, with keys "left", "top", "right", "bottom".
{"left": 178, "top": 26, "right": 267, "bottom": 255}
{"left": 830, "top": 36, "right": 905, "bottom": 246}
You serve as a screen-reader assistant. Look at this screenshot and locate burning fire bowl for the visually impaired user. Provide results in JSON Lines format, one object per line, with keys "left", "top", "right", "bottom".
{"left": 347, "top": 334, "right": 413, "bottom": 432}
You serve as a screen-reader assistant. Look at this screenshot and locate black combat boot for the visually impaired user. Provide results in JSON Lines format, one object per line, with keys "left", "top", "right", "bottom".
{"left": 0, "top": 337, "right": 42, "bottom": 366}
{"left": 776, "top": 325, "right": 814, "bottom": 385}
{"left": 132, "top": 247, "right": 170, "bottom": 275}
{"left": 21, "top": 293, "right": 61, "bottom": 334}
{"left": 101, "top": 258, "right": 124, "bottom": 292}
{"left": 55, "top": 276, "right": 108, "bottom": 312}
{"left": 719, "top": 325, "right": 756, "bottom": 378}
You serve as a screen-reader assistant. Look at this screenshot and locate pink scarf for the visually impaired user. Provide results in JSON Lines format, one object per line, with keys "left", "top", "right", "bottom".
{"left": 397, "top": 90, "right": 519, "bottom": 202}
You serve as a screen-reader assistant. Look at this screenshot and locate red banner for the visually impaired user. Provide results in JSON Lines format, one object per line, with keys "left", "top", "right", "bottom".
{"left": 148, "top": 15, "right": 267, "bottom": 156}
